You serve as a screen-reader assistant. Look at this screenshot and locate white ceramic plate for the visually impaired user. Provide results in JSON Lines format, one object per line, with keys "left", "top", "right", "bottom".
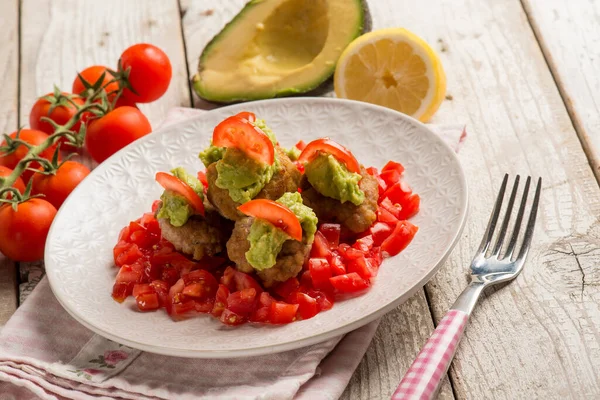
{"left": 45, "top": 98, "right": 467, "bottom": 358}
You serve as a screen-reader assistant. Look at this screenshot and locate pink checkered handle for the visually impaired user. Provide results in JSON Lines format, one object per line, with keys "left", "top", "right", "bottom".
{"left": 392, "top": 309, "right": 469, "bottom": 400}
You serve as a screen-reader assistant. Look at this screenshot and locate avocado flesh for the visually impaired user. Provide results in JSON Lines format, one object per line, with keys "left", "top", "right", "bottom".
{"left": 194, "top": 0, "right": 368, "bottom": 102}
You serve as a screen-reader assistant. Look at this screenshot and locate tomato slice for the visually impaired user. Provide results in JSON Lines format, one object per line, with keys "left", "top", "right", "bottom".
{"left": 308, "top": 258, "right": 332, "bottom": 290}
{"left": 227, "top": 288, "right": 258, "bottom": 316}
{"left": 238, "top": 199, "right": 302, "bottom": 242}
{"left": 381, "top": 220, "right": 418, "bottom": 257}
{"left": 297, "top": 138, "right": 360, "bottom": 174}
{"left": 329, "top": 273, "right": 370, "bottom": 293}
{"left": 270, "top": 302, "right": 299, "bottom": 324}
{"left": 212, "top": 115, "right": 274, "bottom": 165}
{"left": 197, "top": 170, "right": 208, "bottom": 189}
{"left": 155, "top": 172, "right": 205, "bottom": 216}
{"left": 234, "top": 111, "right": 256, "bottom": 123}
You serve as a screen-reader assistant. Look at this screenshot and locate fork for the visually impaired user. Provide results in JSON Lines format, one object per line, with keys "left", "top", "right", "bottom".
{"left": 392, "top": 174, "right": 542, "bottom": 400}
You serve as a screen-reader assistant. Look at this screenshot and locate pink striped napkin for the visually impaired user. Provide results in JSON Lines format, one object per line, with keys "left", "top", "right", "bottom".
{"left": 0, "top": 107, "right": 466, "bottom": 400}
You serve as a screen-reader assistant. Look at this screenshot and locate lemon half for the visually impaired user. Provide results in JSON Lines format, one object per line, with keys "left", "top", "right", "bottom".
{"left": 334, "top": 28, "right": 446, "bottom": 122}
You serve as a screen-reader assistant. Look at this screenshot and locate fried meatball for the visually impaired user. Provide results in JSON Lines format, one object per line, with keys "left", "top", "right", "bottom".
{"left": 206, "top": 148, "right": 301, "bottom": 221}
{"left": 226, "top": 217, "right": 310, "bottom": 287}
{"left": 158, "top": 203, "right": 233, "bottom": 260}
{"left": 300, "top": 167, "right": 378, "bottom": 233}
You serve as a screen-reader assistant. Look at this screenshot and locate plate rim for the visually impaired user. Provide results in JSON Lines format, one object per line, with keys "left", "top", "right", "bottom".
{"left": 45, "top": 97, "right": 469, "bottom": 358}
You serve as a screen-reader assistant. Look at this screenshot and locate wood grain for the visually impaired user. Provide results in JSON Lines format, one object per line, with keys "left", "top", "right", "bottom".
{"left": 0, "top": 0, "right": 19, "bottom": 327}
{"left": 522, "top": 0, "right": 600, "bottom": 183}
{"left": 180, "top": 2, "right": 454, "bottom": 399}
{"left": 370, "top": 0, "right": 600, "bottom": 397}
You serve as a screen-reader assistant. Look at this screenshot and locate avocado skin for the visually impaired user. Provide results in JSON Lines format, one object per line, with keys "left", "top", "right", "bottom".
{"left": 193, "top": 0, "right": 372, "bottom": 104}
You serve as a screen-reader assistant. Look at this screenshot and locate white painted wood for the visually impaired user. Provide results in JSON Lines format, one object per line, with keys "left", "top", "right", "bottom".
{"left": 522, "top": 0, "right": 600, "bottom": 183}
{"left": 180, "top": 2, "right": 455, "bottom": 399}
{"left": 0, "top": 0, "right": 19, "bottom": 327}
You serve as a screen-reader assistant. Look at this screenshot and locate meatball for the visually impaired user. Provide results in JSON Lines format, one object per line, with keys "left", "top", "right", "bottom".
{"left": 227, "top": 217, "right": 310, "bottom": 287}
{"left": 300, "top": 167, "right": 378, "bottom": 233}
{"left": 206, "top": 147, "right": 301, "bottom": 221}
{"left": 158, "top": 203, "right": 233, "bottom": 260}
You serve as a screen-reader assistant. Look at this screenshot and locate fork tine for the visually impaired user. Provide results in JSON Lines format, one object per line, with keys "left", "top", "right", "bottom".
{"left": 476, "top": 174, "right": 508, "bottom": 256}
{"left": 516, "top": 177, "right": 542, "bottom": 263}
{"left": 492, "top": 175, "right": 520, "bottom": 257}
{"left": 505, "top": 176, "right": 531, "bottom": 259}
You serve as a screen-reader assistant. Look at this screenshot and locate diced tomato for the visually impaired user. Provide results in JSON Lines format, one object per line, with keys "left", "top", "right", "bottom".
{"left": 161, "top": 266, "right": 180, "bottom": 286}
{"left": 238, "top": 199, "right": 302, "bottom": 241}
{"left": 273, "top": 277, "right": 299, "bottom": 300}
{"left": 383, "top": 181, "right": 412, "bottom": 206}
{"left": 170, "top": 300, "right": 196, "bottom": 317}
{"left": 168, "top": 278, "right": 185, "bottom": 299}
{"left": 211, "top": 284, "right": 230, "bottom": 317}
{"left": 294, "top": 161, "right": 305, "bottom": 173}
{"left": 132, "top": 283, "right": 153, "bottom": 297}
{"left": 299, "top": 270, "right": 313, "bottom": 288}
{"left": 297, "top": 138, "right": 360, "bottom": 174}
{"left": 397, "top": 194, "right": 420, "bottom": 220}
{"left": 182, "top": 269, "right": 218, "bottom": 299}
{"left": 379, "top": 197, "right": 402, "bottom": 220}
{"left": 353, "top": 235, "right": 374, "bottom": 252}
{"left": 308, "top": 258, "right": 332, "bottom": 289}
{"left": 220, "top": 266, "right": 237, "bottom": 291}
{"left": 347, "top": 255, "right": 376, "bottom": 279}
{"left": 118, "top": 226, "right": 131, "bottom": 242}
{"left": 111, "top": 282, "right": 131, "bottom": 303}
{"left": 376, "top": 206, "right": 399, "bottom": 225}
{"left": 381, "top": 220, "right": 419, "bottom": 257}
{"left": 370, "top": 222, "right": 394, "bottom": 246}
{"left": 114, "top": 242, "right": 143, "bottom": 267}
{"left": 116, "top": 264, "right": 143, "bottom": 285}
{"left": 194, "top": 298, "right": 215, "bottom": 313}
{"left": 327, "top": 252, "right": 346, "bottom": 275}
{"left": 197, "top": 170, "right": 208, "bottom": 189}
{"left": 198, "top": 255, "right": 226, "bottom": 271}
{"left": 291, "top": 292, "right": 319, "bottom": 320}
{"left": 270, "top": 302, "right": 299, "bottom": 324}
{"left": 337, "top": 243, "right": 363, "bottom": 261}
{"left": 250, "top": 291, "right": 275, "bottom": 322}
{"left": 151, "top": 200, "right": 161, "bottom": 213}
{"left": 233, "top": 270, "right": 263, "bottom": 293}
{"left": 220, "top": 309, "right": 247, "bottom": 326}
{"left": 367, "top": 247, "right": 384, "bottom": 269}
{"left": 295, "top": 140, "right": 307, "bottom": 151}
{"left": 382, "top": 160, "right": 405, "bottom": 175}
{"left": 213, "top": 115, "right": 274, "bottom": 165}
{"left": 366, "top": 166, "right": 378, "bottom": 176}
{"left": 304, "top": 289, "right": 334, "bottom": 311}
{"left": 150, "top": 280, "right": 169, "bottom": 306}
{"left": 135, "top": 292, "right": 160, "bottom": 311}
{"left": 130, "top": 229, "right": 159, "bottom": 249}
{"left": 155, "top": 172, "right": 205, "bottom": 216}
{"left": 318, "top": 223, "right": 341, "bottom": 249}
{"left": 227, "top": 288, "right": 257, "bottom": 316}
{"left": 329, "top": 273, "right": 370, "bottom": 293}
{"left": 310, "top": 231, "right": 331, "bottom": 258}
{"left": 375, "top": 175, "right": 388, "bottom": 198}
{"left": 151, "top": 251, "right": 198, "bottom": 276}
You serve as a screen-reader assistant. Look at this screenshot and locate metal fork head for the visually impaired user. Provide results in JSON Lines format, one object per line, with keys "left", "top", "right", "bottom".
{"left": 470, "top": 174, "right": 542, "bottom": 286}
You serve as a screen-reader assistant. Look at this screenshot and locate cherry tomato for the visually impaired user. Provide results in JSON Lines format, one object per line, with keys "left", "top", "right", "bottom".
{"left": 212, "top": 115, "right": 275, "bottom": 165}
{"left": 85, "top": 106, "right": 151, "bottom": 163}
{"left": 72, "top": 65, "right": 119, "bottom": 97}
{"left": 120, "top": 44, "right": 172, "bottom": 103}
{"left": 297, "top": 138, "right": 360, "bottom": 174}
{"left": 114, "top": 95, "right": 138, "bottom": 109}
{"left": 0, "top": 166, "right": 25, "bottom": 198}
{"left": 238, "top": 199, "right": 302, "bottom": 241}
{"left": 155, "top": 172, "right": 205, "bottom": 216}
{"left": 381, "top": 220, "right": 418, "bottom": 257}
{"left": 0, "top": 198, "right": 57, "bottom": 261}
{"left": 29, "top": 93, "right": 85, "bottom": 136}
{"left": 0, "top": 129, "right": 58, "bottom": 182}
{"left": 32, "top": 161, "right": 90, "bottom": 209}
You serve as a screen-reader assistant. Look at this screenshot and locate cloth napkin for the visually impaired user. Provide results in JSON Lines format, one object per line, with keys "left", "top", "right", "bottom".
{"left": 0, "top": 107, "right": 466, "bottom": 400}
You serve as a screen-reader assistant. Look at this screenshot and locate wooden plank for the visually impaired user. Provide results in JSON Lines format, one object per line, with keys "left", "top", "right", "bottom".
{"left": 180, "top": 2, "right": 455, "bottom": 398}
{"left": 370, "top": 0, "right": 600, "bottom": 397}
{"left": 522, "top": 0, "right": 600, "bottom": 182}
{"left": 0, "top": 0, "right": 19, "bottom": 326}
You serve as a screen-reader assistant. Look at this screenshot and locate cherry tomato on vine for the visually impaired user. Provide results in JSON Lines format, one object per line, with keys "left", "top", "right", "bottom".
{"left": 85, "top": 106, "right": 152, "bottom": 163}
{"left": 72, "top": 65, "right": 119, "bottom": 97}
{"left": 32, "top": 161, "right": 91, "bottom": 209}
{"left": 120, "top": 44, "right": 172, "bottom": 103}
{"left": 0, "top": 129, "right": 58, "bottom": 183}
{"left": 29, "top": 93, "right": 84, "bottom": 135}
{"left": 0, "top": 166, "right": 25, "bottom": 198}
{"left": 0, "top": 198, "right": 57, "bottom": 261}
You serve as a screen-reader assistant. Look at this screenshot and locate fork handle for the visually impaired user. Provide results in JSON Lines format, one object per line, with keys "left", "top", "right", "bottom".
{"left": 392, "top": 309, "right": 469, "bottom": 400}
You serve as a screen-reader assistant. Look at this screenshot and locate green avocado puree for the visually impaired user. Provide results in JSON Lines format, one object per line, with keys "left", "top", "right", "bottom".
{"left": 245, "top": 192, "right": 318, "bottom": 270}
{"left": 305, "top": 154, "right": 365, "bottom": 205}
{"left": 156, "top": 167, "right": 204, "bottom": 227}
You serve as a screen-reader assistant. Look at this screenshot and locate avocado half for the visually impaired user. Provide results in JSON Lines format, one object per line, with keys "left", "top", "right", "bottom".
{"left": 193, "top": 0, "right": 371, "bottom": 103}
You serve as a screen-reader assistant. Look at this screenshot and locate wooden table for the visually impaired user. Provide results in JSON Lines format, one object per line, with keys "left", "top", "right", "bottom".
{"left": 1, "top": 0, "right": 599, "bottom": 398}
